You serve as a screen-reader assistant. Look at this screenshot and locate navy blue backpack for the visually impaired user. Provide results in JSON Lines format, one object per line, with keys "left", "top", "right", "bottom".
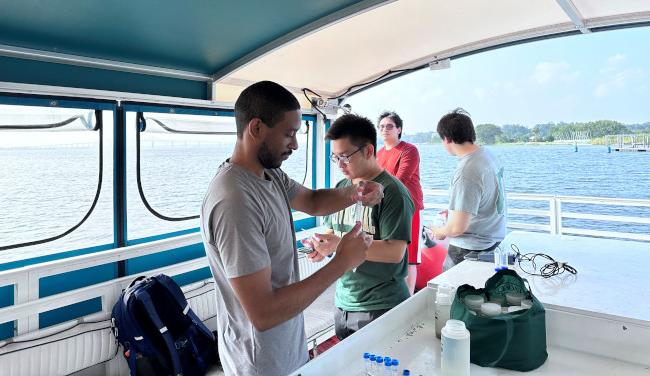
{"left": 111, "top": 274, "right": 218, "bottom": 375}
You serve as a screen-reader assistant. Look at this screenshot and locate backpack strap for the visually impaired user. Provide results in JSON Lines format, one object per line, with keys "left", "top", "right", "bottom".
{"left": 152, "top": 275, "right": 215, "bottom": 340}
{"left": 134, "top": 288, "right": 184, "bottom": 376}
{"left": 185, "top": 325, "right": 208, "bottom": 371}
{"left": 114, "top": 287, "right": 150, "bottom": 376}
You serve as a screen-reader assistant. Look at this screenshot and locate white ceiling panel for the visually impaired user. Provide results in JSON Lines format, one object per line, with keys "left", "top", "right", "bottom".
{"left": 217, "top": 0, "right": 650, "bottom": 99}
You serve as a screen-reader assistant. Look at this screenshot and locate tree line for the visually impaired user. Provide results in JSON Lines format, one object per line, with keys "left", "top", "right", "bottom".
{"left": 401, "top": 121, "right": 650, "bottom": 145}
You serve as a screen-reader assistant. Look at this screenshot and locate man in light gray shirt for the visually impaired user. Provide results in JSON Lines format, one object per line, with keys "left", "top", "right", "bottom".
{"left": 200, "top": 81, "right": 382, "bottom": 376}
{"left": 431, "top": 108, "right": 506, "bottom": 269}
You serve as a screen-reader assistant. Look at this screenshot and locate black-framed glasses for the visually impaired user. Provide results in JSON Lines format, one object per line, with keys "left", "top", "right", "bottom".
{"left": 330, "top": 146, "right": 364, "bottom": 165}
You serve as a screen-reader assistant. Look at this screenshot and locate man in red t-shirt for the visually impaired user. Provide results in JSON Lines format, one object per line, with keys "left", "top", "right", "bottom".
{"left": 376, "top": 111, "right": 424, "bottom": 294}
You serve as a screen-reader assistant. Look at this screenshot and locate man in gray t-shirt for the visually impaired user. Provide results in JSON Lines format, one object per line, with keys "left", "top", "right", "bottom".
{"left": 431, "top": 108, "right": 506, "bottom": 269}
{"left": 200, "top": 81, "right": 382, "bottom": 376}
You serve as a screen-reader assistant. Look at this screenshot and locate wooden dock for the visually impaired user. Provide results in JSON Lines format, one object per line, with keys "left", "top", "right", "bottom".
{"left": 607, "top": 134, "right": 650, "bottom": 152}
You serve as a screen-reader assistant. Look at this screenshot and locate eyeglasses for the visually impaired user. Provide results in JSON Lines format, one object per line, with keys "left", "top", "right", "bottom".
{"left": 330, "top": 146, "right": 364, "bottom": 165}
{"left": 378, "top": 124, "right": 396, "bottom": 130}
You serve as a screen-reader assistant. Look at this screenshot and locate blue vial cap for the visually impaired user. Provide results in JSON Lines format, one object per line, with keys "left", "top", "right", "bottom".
{"left": 384, "top": 358, "right": 391, "bottom": 366}
{"left": 403, "top": 370, "right": 410, "bottom": 375}
{"left": 384, "top": 356, "right": 391, "bottom": 362}
{"left": 392, "top": 359, "right": 399, "bottom": 366}
{"left": 376, "top": 356, "right": 383, "bottom": 363}
{"left": 369, "top": 355, "right": 376, "bottom": 361}
{"left": 363, "top": 352, "right": 370, "bottom": 359}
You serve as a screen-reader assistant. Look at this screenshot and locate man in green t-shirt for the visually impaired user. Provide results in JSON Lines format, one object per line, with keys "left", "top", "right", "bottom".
{"left": 305, "top": 114, "right": 414, "bottom": 340}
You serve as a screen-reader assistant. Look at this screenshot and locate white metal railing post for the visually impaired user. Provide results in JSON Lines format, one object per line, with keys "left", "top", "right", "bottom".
{"left": 13, "top": 274, "right": 29, "bottom": 335}
{"left": 549, "top": 197, "right": 562, "bottom": 235}
{"left": 556, "top": 198, "right": 563, "bottom": 235}
{"left": 27, "top": 271, "right": 39, "bottom": 332}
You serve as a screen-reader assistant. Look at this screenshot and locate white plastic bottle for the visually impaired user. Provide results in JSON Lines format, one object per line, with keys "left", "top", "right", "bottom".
{"left": 435, "top": 290, "right": 453, "bottom": 339}
{"left": 441, "top": 319, "right": 471, "bottom": 376}
{"left": 494, "top": 246, "right": 508, "bottom": 271}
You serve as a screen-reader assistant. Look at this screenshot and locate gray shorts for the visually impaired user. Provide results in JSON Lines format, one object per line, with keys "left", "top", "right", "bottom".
{"left": 443, "top": 242, "right": 500, "bottom": 271}
{"left": 334, "top": 307, "right": 390, "bottom": 340}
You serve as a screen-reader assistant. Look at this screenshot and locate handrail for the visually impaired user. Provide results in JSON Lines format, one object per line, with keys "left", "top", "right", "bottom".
{"left": 0, "top": 225, "right": 322, "bottom": 337}
{"left": 422, "top": 189, "right": 650, "bottom": 241}
{"left": 0, "top": 257, "right": 207, "bottom": 328}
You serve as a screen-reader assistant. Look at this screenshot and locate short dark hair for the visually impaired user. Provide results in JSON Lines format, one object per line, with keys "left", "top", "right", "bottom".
{"left": 234, "top": 81, "right": 300, "bottom": 138}
{"left": 378, "top": 111, "right": 403, "bottom": 139}
{"left": 436, "top": 108, "right": 476, "bottom": 144}
{"left": 326, "top": 114, "right": 377, "bottom": 155}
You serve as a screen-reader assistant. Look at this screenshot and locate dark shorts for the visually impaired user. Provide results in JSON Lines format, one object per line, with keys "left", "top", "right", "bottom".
{"left": 443, "top": 242, "right": 501, "bottom": 271}
{"left": 334, "top": 307, "right": 390, "bottom": 340}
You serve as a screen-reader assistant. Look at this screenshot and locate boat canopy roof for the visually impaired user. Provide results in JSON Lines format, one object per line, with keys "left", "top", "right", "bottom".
{"left": 1, "top": 0, "right": 649, "bottom": 103}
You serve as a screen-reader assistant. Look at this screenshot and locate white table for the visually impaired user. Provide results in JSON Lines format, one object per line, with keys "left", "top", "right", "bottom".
{"left": 434, "top": 231, "right": 650, "bottom": 323}
{"left": 292, "top": 231, "right": 650, "bottom": 375}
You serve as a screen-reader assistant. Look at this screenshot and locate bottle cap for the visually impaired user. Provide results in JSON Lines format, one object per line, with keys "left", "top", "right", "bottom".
{"left": 403, "top": 370, "right": 411, "bottom": 375}
{"left": 505, "top": 292, "right": 526, "bottom": 305}
{"left": 521, "top": 299, "right": 533, "bottom": 309}
{"left": 488, "top": 295, "right": 505, "bottom": 306}
{"left": 481, "top": 302, "right": 502, "bottom": 316}
{"left": 442, "top": 319, "right": 468, "bottom": 337}
{"left": 376, "top": 356, "right": 383, "bottom": 363}
{"left": 391, "top": 359, "right": 399, "bottom": 366}
{"left": 385, "top": 358, "right": 391, "bottom": 366}
{"left": 363, "top": 352, "right": 370, "bottom": 359}
{"left": 464, "top": 294, "right": 485, "bottom": 309}
{"left": 369, "top": 355, "right": 376, "bottom": 361}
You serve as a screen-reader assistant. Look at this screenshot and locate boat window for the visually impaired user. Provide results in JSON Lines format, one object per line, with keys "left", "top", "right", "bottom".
{"left": 126, "top": 111, "right": 310, "bottom": 241}
{"left": 0, "top": 104, "right": 113, "bottom": 262}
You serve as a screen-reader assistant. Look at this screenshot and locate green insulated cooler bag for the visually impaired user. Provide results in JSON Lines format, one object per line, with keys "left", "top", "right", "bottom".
{"left": 449, "top": 269, "right": 547, "bottom": 371}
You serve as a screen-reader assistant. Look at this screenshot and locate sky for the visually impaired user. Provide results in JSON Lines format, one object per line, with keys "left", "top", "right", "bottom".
{"left": 346, "top": 26, "right": 650, "bottom": 134}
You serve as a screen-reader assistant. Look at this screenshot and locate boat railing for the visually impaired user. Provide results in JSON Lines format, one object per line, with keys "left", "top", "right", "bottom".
{"left": 423, "top": 189, "right": 650, "bottom": 242}
{"left": 0, "top": 227, "right": 325, "bottom": 340}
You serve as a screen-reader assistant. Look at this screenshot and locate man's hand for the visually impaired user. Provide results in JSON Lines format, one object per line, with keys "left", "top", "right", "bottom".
{"left": 353, "top": 181, "right": 383, "bottom": 207}
{"left": 433, "top": 226, "right": 447, "bottom": 240}
{"left": 303, "top": 232, "right": 340, "bottom": 263}
{"left": 331, "top": 222, "right": 372, "bottom": 271}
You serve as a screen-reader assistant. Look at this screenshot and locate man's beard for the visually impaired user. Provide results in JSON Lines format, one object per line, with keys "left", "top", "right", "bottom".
{"left": 258, "top": 141, "right": 283, "bottom": 169}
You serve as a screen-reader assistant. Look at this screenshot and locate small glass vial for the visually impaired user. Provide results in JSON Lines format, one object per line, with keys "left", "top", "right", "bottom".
{"left": 364, "top": 352, "right": 371, "bottom": 374}
{"left": 375, "top": 356, "right": 384, "bottom": 372}
{"left": 391, "top": 359, "right": 399, "bottom": 376}
{"left": 384, "top": 358, "right": 392, "bottom": 376}
{"left": 369, "top": 355, "right": 376, "bottom": 373}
